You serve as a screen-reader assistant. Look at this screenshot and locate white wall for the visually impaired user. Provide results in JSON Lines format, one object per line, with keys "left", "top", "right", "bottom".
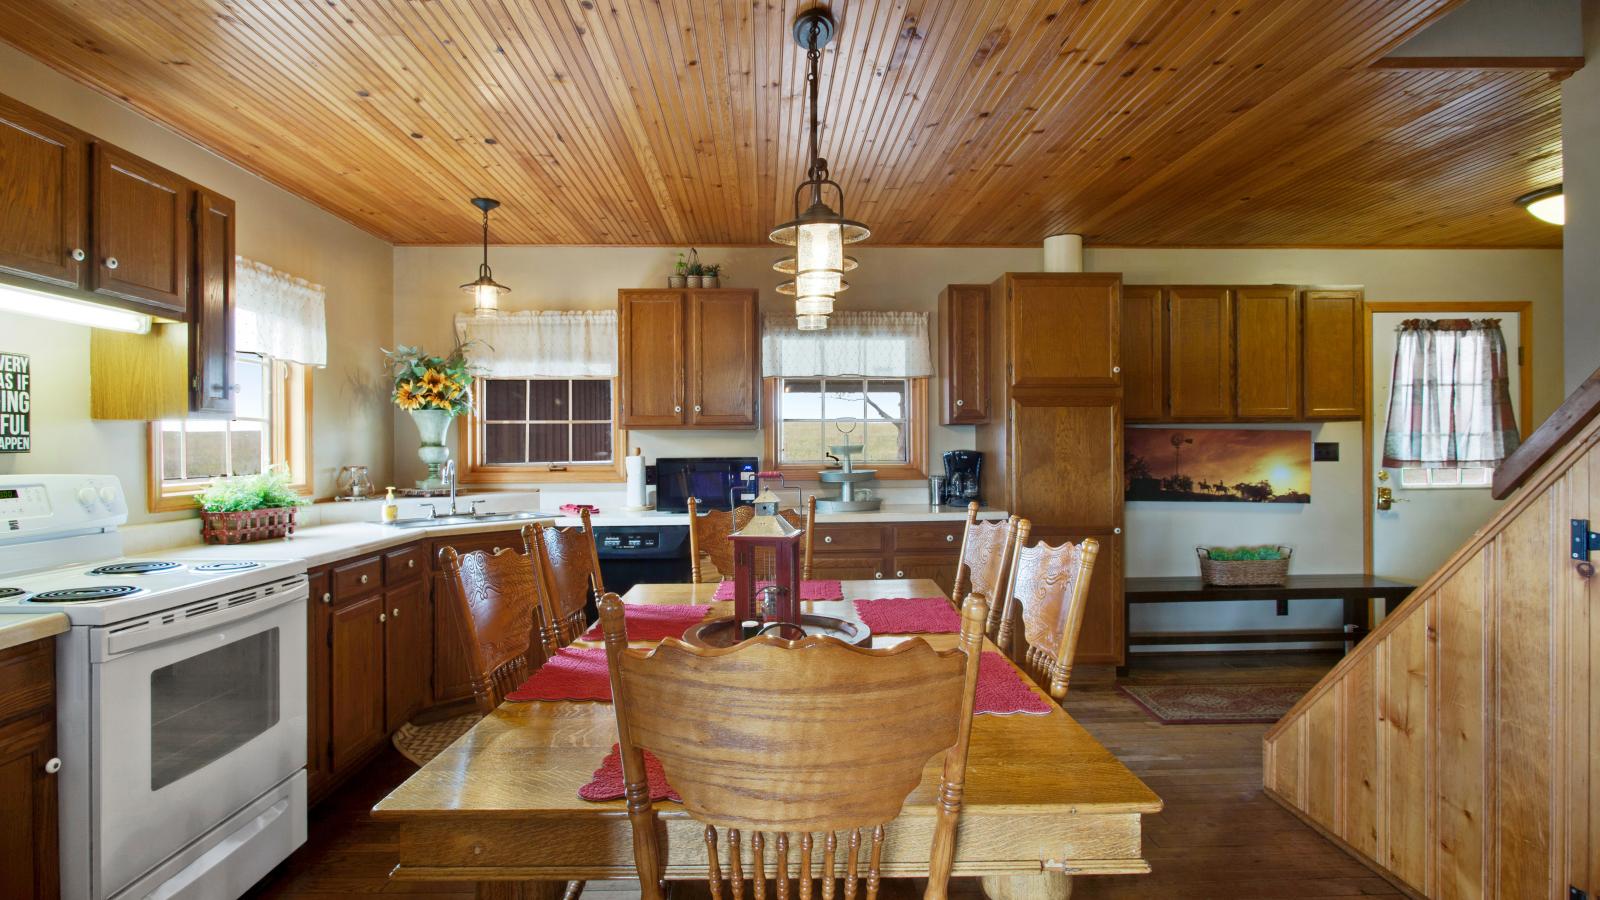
{"left": 1565, "top": 0, "right": 1600, "bottom": 391}
{"left": 0, "top": 43, "right": 396, "bottom": 522}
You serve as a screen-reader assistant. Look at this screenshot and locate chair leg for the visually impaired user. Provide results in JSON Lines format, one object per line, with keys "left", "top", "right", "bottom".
{"left": 564, "top": 881, "right": 587, "bottom": 900}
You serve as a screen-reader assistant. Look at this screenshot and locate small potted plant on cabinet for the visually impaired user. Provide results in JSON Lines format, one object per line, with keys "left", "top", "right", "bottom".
{"left": 669, "top": 252, "right": 688, "bottom": 288}
{"left": 702, "top": 263, "right": 721, "bottom": 288}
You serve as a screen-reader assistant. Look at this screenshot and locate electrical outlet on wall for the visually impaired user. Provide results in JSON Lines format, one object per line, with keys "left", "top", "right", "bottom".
{"left": 1313, "top": 442, "right": 1339, "bottom": 462}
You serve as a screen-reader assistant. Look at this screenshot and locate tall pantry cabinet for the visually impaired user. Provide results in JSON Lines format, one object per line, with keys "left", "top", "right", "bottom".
{"left": 975, "top": 273, "right": 1125, "bottom": 666}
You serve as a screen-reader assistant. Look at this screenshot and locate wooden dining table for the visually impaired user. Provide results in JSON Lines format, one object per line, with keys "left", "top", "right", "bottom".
{"left": 373, "top": 579, "right": 1162, "bottom": 899}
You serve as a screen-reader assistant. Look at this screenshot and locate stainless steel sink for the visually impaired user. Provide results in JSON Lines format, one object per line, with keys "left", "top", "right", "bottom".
{"left": 388, "top": 511, "right": 548, "bottom": 529}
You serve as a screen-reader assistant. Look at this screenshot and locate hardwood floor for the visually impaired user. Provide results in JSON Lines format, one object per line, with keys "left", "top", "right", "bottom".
{"left": 250, "top": 652, "right": 1395, "bottom": 899}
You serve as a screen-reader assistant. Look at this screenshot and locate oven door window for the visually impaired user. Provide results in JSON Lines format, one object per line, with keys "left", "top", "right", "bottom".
{"left": 149, "top": 628, "right": 280, "bottom": 790}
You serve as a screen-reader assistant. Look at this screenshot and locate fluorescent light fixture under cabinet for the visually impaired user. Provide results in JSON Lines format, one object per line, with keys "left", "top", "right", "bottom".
{"left": 0, "top": 283, "right": 152, "bottom": 334}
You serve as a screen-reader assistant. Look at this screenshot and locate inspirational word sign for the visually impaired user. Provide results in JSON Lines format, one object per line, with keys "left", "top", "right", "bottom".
{"left": 0, "top": 353, "right": 30, "bottom": 453}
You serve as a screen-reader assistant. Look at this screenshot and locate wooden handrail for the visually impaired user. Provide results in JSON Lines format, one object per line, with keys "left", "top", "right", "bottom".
{"left": 1492, "top": 365, "right": 1600, "bottom": 498}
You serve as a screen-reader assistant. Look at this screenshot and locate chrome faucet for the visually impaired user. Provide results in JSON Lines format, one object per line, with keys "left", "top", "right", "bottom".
{"left": 442, "top": 460, "right": 459, "bottom": 515}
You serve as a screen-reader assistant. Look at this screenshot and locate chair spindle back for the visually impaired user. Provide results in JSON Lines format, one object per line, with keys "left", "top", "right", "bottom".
{"left": 688, "top": 495, "right": 756, "bottom": 582}
{"left": 437, "top": 544, "right": 541, "bottom": 715}
{"left": 997, "top": 536, "right": 1100, "bottom": 700}
{"left": 950, "top": 502, "right": 1021, "bottom": 642}
{"left": 522, "top": 507, "right": 605, "bottom": 655}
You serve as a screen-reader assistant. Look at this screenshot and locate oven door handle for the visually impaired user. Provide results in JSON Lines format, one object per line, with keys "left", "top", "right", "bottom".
{"left": 100, "top": 579, "right": 308, "bottom": 659}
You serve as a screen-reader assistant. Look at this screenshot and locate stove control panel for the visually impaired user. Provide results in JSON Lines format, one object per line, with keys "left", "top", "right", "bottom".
{"left": 0, "top": 484, "right": 51, "bottom": 521}
{"left": 0, "top": 474, "right": 127, "bottom": 535}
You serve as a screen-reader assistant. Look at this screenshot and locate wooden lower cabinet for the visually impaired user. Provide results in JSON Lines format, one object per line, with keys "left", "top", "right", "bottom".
{"left": 328, "top": 592, "right": 386, "bottom": 773}
{"left": 809, "top": 554, "right": 885, "bottom": 582}
{"left": 811, "top": 522, "right": 964, "bottom": 598}
{"left": 0, "top": 639, "right": 58, "bottom": 900}
{"left": 384, "top": 578, "right": 432, "bottom": 733}
{"left": 891, "top": 552, "right": 959, "bottom": 598}
{"left": 306, "top": 570, "right": 332, "bottom": 799}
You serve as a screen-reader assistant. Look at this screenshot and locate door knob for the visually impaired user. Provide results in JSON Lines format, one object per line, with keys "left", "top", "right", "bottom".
{"left": 105, "top": 256, "right": 119, "bottom": 270}
{"left": 44, "top": 757, "right": 61, "bottom": 775}
{"left": 70, "top": 248, "right": 86, "bottom": 262}
{"left": 1376, "top": 486, "right": 1406, "bottom": 510}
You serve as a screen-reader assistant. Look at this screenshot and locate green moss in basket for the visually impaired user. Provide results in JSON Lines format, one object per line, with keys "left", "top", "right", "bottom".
{"left": 1205, "top": 545, "right": 1284, "bottom": 561}
{"left": 194, "top": 469, "right": 309, "bottom": 513}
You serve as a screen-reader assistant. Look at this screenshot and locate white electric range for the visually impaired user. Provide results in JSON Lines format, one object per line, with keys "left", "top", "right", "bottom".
{"left": 0, "top": 475, "right": 309, "bottom": 900}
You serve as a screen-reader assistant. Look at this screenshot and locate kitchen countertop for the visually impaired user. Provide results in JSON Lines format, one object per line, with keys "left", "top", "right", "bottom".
{"left": 547, "top": 503, "right": 1009, "bottom": 528}
{"left": 0, "top": 612, "right": 69, "bottom": 651}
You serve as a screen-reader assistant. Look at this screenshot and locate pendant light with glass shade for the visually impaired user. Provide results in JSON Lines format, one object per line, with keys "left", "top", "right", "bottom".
{"left": 461, "top": 197, "right": 509, "bottom": 317}
{"left": 769, "top": 7, "right": 869, "bottom": 331}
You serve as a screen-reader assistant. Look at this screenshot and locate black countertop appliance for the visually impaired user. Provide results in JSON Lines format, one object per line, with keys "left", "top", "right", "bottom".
{"left": 942, "top": 450, "right": 982, "bottom": 507}
{"left": 654, "top": 456, "right": 759, "bottom": 512}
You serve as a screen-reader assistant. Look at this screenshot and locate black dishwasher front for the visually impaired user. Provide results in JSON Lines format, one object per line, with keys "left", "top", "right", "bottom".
{"left": 592, "top": 525, "right": 692, "bottom": 599}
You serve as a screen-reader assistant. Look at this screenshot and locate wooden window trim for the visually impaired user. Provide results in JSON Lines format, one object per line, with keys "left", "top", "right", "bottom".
{"left": 148, "top": 359, "right": 313, "bottom": 513}
{"left": 761, "top": 377, "right": 928, "bottom": 481}
{"left": 457, "top": 376, "right": 627, "bottom": 484}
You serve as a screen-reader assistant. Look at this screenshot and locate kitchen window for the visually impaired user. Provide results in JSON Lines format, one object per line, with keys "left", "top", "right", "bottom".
{"left": 763, "top": 377, "right": 928, "bottom": 480}
{"left": 148, "top": 353, "right": 312, "bottom": 511}
{"left": 461, "top": 377, "right": 625, "bottom": 482}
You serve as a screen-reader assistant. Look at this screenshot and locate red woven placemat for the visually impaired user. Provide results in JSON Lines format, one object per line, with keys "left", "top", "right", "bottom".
{"left": 975, "top": 652, "right": 1053, "bottom": 716}
{"left": 853, "top": 596, "right": 962, "bottom": 634}
{"left": 578, "top": 744, "right": 681, "bottom": 803}
{"left": 579, "top": 604, "right": 711, "bottom": 642}
{"left": 711, "top": 579, "right": 844, "bottom": 601}
{"left": 505, "top": 647, "right": 610, "bottom": 702}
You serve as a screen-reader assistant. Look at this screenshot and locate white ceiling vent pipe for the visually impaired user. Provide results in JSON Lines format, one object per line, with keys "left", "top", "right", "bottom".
{"left": 1042, "top": 234, "right": 1084, "bottom": 273}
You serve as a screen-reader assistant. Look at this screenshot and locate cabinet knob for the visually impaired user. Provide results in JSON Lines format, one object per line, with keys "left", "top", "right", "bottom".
{"left": 694, "top": 405, "right": 702, "bottom": 413}
{"left": 824, "top": 535, "right": 833, "bottom": 544}
{"left": 70, "top": 248, "right": 86, "bottom": 262}
{"left": 874, "top": 571, "right": 883, "bottom": 579}
{"left": 895, "top": 570, "right": 904, "bottom": 578}
{"left": 392, "top": 607, "right": 401, "bottom": 618}
{"left": 321, "top": 592, "right": 331, "bottom": 604}
{"left": 492, "top": 546, "right": 503, "bottom": 554}
{"left": 955, "top": 399, "right": 964, "bottom": 407}
{"left": 379, "top": 612, "right": 387, "bottom": 623}
{"left": 408, "top": 559, "right": 416, "bottom": 569}
{"left": 1112, "top": 366, "right": 1121, "bottom": 374}
{"left": 674, "top": 405, "right": 682, "bottom": 414}
{"left": 105, "top": 256, "right": 119, "bottom": 270}
{"left": 359, "top": 573, "right": 369, "bottom": 584}
{"left": 44, "top": 757, "right": 62, "bottom": 775}
{"left": 945, "top": 534, "right": 954, "bottom": 542}
{"left": 1113, "top": 527, "right": 1123, "bottom": 535}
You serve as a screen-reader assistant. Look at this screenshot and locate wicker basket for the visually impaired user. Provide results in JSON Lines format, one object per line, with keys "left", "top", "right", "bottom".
{"left": 200, "top": 506, "right": 298, "bottom": 545}
{"left": 1197, "top": 546, "right": 1291, "bottom": 586}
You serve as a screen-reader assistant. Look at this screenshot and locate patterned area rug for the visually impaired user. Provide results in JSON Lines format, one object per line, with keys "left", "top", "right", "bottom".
{"left": 392, "top": 713, "right": 481, "bottom": 766}
{"left": 1118, "top": 683, "right": 1314, "bottom": 725}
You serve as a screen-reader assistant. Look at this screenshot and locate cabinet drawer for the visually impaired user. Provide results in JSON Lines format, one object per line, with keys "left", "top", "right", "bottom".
{"left": 331, "top": 556, "right": 383, "bottom": 600}
{"left": 431, "top": 530, "right": 524, "bottom": 562}
{"left": 384, "top": 544, "right": 426, "bottom": 583}
{"left": 813, "top": 525, "right": 884, "bottom": 553}
{"left": 0, "top": 639, "right": 53, "bottom": 724}
{"left": 893, "top": 522, "right": 965, "bottom": 551}
{"left": 808, "top": 555, "right": 886, "bottom": 581}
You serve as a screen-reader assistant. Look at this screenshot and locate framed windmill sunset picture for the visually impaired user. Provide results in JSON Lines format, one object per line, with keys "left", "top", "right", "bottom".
{"left": 1125, "top": 427, "right": 1312, "bottom": 503}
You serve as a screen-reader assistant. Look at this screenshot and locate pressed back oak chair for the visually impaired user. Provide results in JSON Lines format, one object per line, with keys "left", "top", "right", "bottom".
{"left": 949, "top": 503, "right": 1023, "bottom": 643}
{"left": 436, "top": 545, "right": 541, "bottom": 716}
{"left": 688, "top": 495, "right": 817, "bottom": 582}
{"left": 995, "top": 536, "right": 1101, "bottom": 701}
{"left": 598, "top": 589, "right": 989, "bottom": 900}
{"left": 521, "top": 507, "right": 605, "bottom": 656}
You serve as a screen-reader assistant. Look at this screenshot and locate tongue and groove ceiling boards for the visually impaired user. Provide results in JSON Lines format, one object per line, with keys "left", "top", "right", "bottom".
{"left": 0, "top": 0, "right": 1563, "bottom": 247}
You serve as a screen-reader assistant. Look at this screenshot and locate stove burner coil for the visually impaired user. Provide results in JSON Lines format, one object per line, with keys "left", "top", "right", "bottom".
{"left": 192, "top": 561, "right": 263, "bottom": 572}
{"left": 30, "top": 585, "right": 142, "bottom": 603}
{"left": 0, "top": 587, "right": 26, "bottom": 599}
{"left": 89, "top": 561, "right": 181, "bottom": 576}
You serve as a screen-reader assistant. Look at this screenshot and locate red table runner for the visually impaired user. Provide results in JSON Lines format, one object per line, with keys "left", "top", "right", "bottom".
{"left": 579, "top": 603, "right": 710, "bottom": 642}
{"left": 853, "top": 596, "right": 961, "bottom": 634}
{"left": 505, "top": 647, "right": 610, "bottom": 702}
{"left": 578, "top": 744, "right": 681, "bottom": 803}
{"left": 711, "top": 579, "right": 844, "bottom": 601}
{"left": 974, "top": 652, "right": 1053, "bottom": 716}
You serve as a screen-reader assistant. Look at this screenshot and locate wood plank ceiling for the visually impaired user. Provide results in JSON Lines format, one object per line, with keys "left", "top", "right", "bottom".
{"left": 0, "top": 0, "right": 1564, "bottom": 247}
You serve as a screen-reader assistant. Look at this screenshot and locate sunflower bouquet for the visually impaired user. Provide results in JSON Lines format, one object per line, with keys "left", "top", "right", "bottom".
{"left": 382, "top": 344, "right": 476, "bottom": 416}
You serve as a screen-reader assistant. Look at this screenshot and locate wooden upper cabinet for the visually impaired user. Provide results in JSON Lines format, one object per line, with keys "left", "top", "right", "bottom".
{"left": 90, "top": 142, "right": 190, "bottom": 318}
{"left": 1234, "top": 286, "right": 1300, "bottom": 419}
{"left": 1120, "top": 286, "right": 1165, "bottom": 422}
{"left": 619, "top": 291, "right": 687, "bottom": 426}
{"left": 687, "top": 290, "right": 758, "bottom": 427}
{"left": 190, "top": 189, "right": 235, "bottom": 417}
{"left": 998, "top": 273, "right": 1121, "bottom": 388}
{"left": 1302, "top": 290, "right": 1364, "bottom": 420}
{"left": 940, "top": 284, "right": 990, "bottom": 424}
{"left": 1008, "top": 395, "right": 1123, "bottom": 530}
{"left": 1166, "top": 287, "right": 1233, "bottom": 419}
{"left": 0, "top": 96, "right": 86, "bottom": 289}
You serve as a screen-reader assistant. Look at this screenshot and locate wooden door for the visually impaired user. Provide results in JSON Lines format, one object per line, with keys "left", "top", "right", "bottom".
{"left": 1167, "top": 287, "right": 1233, "bottom": 419}
{"left": 0, "top": 95, "right": 86, "bottom": 289}
{"left": 687, "top": 290, "right": 758, "bottom": 427}
{"left": 1234, "top": 286, "right": 1300, "bottom": 419}
{"left": 190, "top": 189, "right": 235, "bottom": 416}
{"left": 941, "top": 284, "right": 990, "bottom": 424}
{"left": 891, "top": 552, "right": 959, "bottom": 599}
{"left": 0, "top": 712, "right": 57, "bottom": 900}
{"left": 90, "top": 143, "right": 190, "bottom": 317}
{"left": 1120, "top": 286, "right": 1165, "bottom": 422}
{"left": 1302, "top": 290, "right": 1364, "bottom": 419}
{"left": 619, "top": 291, "right": 686, "bottom": 427}
{"left": 1001, "top": 273, "right": 1121, "bottom": 388}
{"left": 329, "top": 593, "right": 386, "bottom": 772}
{"left": 306, "top": 570, "right": 332, "bottom": 800}
{"left": 384, "top": 579, "right": 432, "bottom": 732}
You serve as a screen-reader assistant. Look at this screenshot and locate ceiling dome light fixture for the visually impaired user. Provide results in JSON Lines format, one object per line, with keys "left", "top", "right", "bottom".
{"left": 769, "top": 6, "right": 869, "bottom": 331}
{"left": 461, "top": 197, "right": 509, "bottom": 317}
{"left": 1515, "top": 184, "right": 1564, "bottom": 226}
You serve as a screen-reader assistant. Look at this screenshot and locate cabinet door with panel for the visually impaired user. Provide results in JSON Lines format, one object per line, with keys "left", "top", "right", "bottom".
{"left": 890, "top": 552, "right": 959, "bottom": 598}
{"left": 619, "top": 291, "right": 687, "bottom": 427}
{"left": 1166, "top": 287, "right": 1233, "bottom": 419}
{"left": 808, "top": 555, "right": 886, "bottom": 582}
{"left": 1006, "top": 396, "right": 1123, "bottom": 531}
{"left": 90, "top": 143, "right": 190, "bottom": 317}
{"left": 687, "top": 290, "right": 758, "bottom": 427}
{"left": 941, "top": 284, "right": 991, "bottom": 424}
{"left": 0, "top": 95, "right": 86, "bottom": 289}
{"left": 306, "top": 570, "right": 331, "bottom": 799}
{"left": 189, "top": 189, "right": 235, "bottom": 416}
{"left": 1301, "top": 290, "right": 1364, "bottom": 419}
{"left": 1000, "top": 273, "right": 1122, "bottom": 388}
{"left": 328, "top": 593, "right": 387, "bottom": 772}
{"left": 1234, "top": 286, "right": 1300, "bottom": 419}
{"left": 1120, "top": 286, "right": 1165, "bottom": 421}
{"left": 0, "top": 712, "right": 58, "bottom": 900}
{"left": 384, "top": 578, "right": 432, "bottom": 732}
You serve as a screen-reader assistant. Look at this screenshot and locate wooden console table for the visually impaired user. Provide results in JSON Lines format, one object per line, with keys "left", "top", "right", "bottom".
{"left": 1121, "top": 574, "right": 1414, "bottom": 674}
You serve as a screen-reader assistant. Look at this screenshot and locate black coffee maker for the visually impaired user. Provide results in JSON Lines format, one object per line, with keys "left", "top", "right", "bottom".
{"left": 941, "top": 450, "right": 982, "bottom": 507}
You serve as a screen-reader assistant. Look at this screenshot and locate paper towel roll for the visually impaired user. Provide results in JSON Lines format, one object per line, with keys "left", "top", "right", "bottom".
{"left": 624, "top": 448, "right": 649, "bottom": 509}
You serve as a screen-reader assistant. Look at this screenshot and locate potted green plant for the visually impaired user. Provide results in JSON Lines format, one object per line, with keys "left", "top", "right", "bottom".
{"left": 195, "top": 468, "right": 309, "bottom": 544}
{"left": 702, "top": 263, "right": 721, "bottom": 288}
{"left": 669, "top": 252, "right": 688, "bottom": 288}
{"left": 1196, "top": 545, "right": 1292, "bottom": 586}
{"left": 382, "top": 344, "right": 477, "bottom": 489}
{"left": 685, "top": 260, "right": 704, "bottom": 289}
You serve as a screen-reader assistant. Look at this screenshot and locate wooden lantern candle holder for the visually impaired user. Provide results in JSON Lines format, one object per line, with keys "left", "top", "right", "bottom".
{"left": 730, "top": 488, "right": 805, "bottom": 637}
